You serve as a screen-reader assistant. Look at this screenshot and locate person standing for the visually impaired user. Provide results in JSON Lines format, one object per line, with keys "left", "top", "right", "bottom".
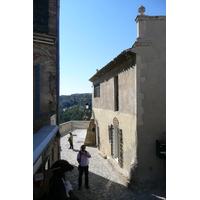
{"left": 77, "top": 145, "right": 91, "bottom": 190}
{"left": 68, "top": 131, "right": 73, "bottom": 149}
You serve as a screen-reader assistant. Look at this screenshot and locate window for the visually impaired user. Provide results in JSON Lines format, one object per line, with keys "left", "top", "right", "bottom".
{"left": 114, "top": 76, "right": 119, "bottom": 111}
{"left": 110, "top": 124, "right": 123, "bottom": 168}
{"left": 94, "top": 83, "right": 100, "bottom": 98}
{"left": 33, "top": 0, "right": 49, "bottom": 34}
{"left": 45, "top": 157, "right": 50, "bottom": 170}
{"left": 111, "top": 118, "right": 123, "bottom": 168}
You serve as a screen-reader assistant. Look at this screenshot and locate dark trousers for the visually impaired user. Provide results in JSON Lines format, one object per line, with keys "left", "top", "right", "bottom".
{"left": 78, "top": 165, "right": 89, "bottom": 187}
{"left": 69, "top": 141, "right": 73, "bottom": 149}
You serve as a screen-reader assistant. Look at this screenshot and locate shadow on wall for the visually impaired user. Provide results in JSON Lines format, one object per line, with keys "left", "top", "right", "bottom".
{"left": 64, "top": 166, "right": 166, "bottom": 200}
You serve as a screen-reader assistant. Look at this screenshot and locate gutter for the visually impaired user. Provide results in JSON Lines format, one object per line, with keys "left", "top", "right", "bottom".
{"left": 56, "top": 0, "right": 60, "bottom": 125}
{"left": 56, "top": 0, "right": 60, "bottom": 159}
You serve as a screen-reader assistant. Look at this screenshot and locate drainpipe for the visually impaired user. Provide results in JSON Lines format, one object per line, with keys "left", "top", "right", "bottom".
{"left": 56, "top": 0, "right": 60, "bottom": 160}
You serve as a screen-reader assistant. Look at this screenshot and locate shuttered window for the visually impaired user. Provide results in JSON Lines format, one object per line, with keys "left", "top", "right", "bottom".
{"left": 110, "top": 122, "right": 123, "bottom": 168}
{"left": 33, "top": 0, "right": 49, "bottom": 34}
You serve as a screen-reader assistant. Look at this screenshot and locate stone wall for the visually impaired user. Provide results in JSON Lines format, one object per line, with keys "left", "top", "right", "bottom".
{"left": 33, "top": 0, "right": 58, "bottom": 121}
{"left": 134, "top": 14, "right": 166, "bottom": 183}
{"left": 91, "top": 56, "right": 137, "bottom": 177}
{"left": 92, "top": 56, "right": 136, "bottom": 114}
{"left": 92, "top": 108, "right": 137, "bottom": 178}
{"left": 33, "top": 112, "right": 56, "bottom": 133}
{"left": 59, "top": 121, "right": 90, "bottom": 135}
{"left": 42, "top": 135, "right": 59, "bottom": 168}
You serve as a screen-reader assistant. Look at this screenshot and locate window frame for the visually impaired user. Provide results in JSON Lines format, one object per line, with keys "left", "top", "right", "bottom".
{"left": 114, "top": 75, "right": 119, "bottom": 111}
{"left": 94, "top": 83, "right": 100, "bottom": 98}
{"left": 33, "top": 0, "right": 49, "bottom": 34}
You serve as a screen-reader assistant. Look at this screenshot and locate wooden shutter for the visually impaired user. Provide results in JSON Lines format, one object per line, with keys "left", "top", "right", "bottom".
{"left": 110, "top": 124, "right": 114, "bottom": 157}
{"left": 97, "top": 126, "right": 100, "bottom": 149}
{"left": 108, "top": 125, "right": 112, "bottom": 143}
{"left": 118, "top": 129, "right": 123, "bottom": 168}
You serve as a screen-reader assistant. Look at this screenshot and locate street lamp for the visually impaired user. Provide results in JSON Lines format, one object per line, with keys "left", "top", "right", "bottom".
{"left": 83, "top": 103, "right": 89, "bottom": 121}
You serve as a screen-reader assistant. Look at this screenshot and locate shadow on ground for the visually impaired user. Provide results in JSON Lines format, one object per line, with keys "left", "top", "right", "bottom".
{"left": 65, "top": 165, "right": 166, "bottom": 200}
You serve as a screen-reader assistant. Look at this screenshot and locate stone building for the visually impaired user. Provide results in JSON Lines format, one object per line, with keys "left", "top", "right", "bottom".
{"left": 33, "top": 0, "right": 60, "bottom": 195}
{"left": 89, "top": 6, "right": 166, "bottom": 185}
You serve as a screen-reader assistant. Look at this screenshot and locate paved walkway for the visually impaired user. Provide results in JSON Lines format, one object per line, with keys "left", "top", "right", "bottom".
{"left": 60, "top": 129, "right": 166, "bottom": 200}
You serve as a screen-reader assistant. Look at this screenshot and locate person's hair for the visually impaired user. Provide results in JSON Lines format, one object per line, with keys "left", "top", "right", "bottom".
{"left": 81, "top": 145, "right": 85, "bottom": 150}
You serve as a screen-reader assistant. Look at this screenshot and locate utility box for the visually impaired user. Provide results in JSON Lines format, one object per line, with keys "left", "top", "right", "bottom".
{"left": 156, "top": 140, "right": 166, "bottom": 159}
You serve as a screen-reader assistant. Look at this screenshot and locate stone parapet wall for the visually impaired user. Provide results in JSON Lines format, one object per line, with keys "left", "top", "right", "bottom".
{"left": 59, "top": 121, "right": 72, "bottom": 134}
{"left": 59, "top": 121, "right": 90, "bottom": 135}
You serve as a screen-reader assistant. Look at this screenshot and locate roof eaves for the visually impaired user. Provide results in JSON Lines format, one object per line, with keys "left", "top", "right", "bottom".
{"left": 89, "top": 48, "right": 136, "bottom": 82}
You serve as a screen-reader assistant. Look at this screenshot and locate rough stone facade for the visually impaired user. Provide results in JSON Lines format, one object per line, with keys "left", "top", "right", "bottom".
{"left": 33, "top": 35, "right": 57, "bottom": 122}
{"left": 33, "top": 0, "right": 60, "bottom": 175}
{"left": 33, "top": 0, "right": 58, "bottom": 126}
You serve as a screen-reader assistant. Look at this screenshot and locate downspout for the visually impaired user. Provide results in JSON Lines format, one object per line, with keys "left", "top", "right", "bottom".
{"left": 56, "top": 0, "right": 60, "bottom": 160}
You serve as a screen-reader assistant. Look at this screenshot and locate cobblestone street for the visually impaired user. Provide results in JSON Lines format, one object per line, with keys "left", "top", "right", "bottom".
{"left": 60, "top": 129, "right": 166, "bottom": 200}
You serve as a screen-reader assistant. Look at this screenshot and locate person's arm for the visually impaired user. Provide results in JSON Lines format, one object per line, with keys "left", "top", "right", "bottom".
{"left": 83, "top": 151, "right": 91, "bottom": 158}
{"left": 77, "top": 152, "right": 82, "bottom": 163}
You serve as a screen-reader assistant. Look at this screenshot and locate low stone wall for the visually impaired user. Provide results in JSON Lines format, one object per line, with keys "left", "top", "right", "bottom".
{"left": 59, "top": 121, "right": 90, "bottom": 135}
{"left": 59, "top": 121, "right": 72, "bottom": 134}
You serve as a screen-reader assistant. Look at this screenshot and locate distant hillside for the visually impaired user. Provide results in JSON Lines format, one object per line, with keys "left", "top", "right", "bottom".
{"left": 59, "top": 93, "right": 92, "bottom": 109}
{"left": 59, "top": 93, "right": 92, "bottom": 124}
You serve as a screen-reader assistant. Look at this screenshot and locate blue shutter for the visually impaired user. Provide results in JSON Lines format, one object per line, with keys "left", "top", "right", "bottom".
{"left": 35, "top": 64, "right": 41, "bottom": 118}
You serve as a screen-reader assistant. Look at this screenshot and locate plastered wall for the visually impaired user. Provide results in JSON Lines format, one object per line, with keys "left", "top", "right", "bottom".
{"left": 135, "top": 16, "right": 166, "bottom": 182}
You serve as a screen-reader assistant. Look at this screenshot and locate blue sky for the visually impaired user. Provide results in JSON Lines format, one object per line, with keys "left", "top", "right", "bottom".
{"left": 60, "top": 0, "right": 166, "bottom": 95}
